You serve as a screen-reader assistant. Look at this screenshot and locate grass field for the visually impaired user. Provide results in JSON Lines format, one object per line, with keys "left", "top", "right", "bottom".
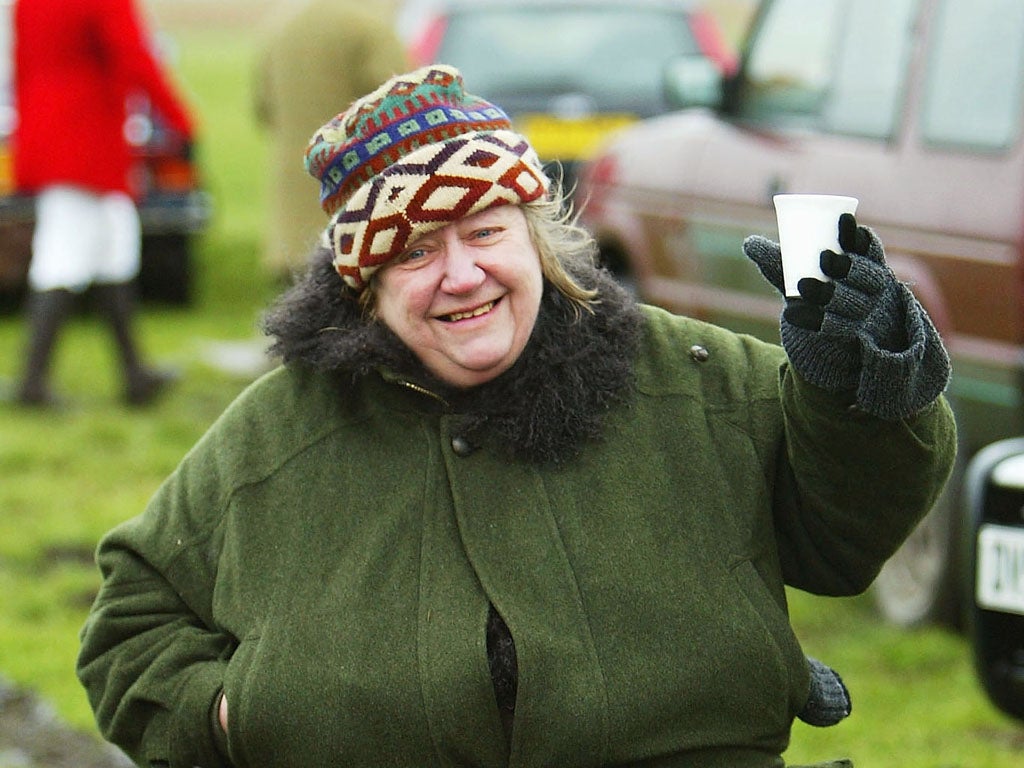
{"left": 0, "top": 6, "right": 1022, "bottom": 767}
{"left": 0, "top": 15, "right": 279, "bottom": 750}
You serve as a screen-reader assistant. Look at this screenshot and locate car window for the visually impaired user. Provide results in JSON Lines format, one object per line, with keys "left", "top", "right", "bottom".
{"left": 921, "top": 0, "right": 1024, "bottom": 151}
{"left": 436, "top": 7, "right": 699, "bottom": 113}
{"left": 740, "top": 0, "right": 918, "bottom": 139}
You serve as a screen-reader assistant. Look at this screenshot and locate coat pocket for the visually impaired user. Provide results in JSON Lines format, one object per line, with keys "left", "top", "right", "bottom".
{"left": 222, "top": 633, "right": 262, "bottom": 768}
{"left": 732, "top": 557, "right": 811, "bottom": 719}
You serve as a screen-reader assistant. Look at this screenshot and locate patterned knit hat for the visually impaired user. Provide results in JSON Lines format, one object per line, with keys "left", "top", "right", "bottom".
{"left": 304, "top": 64, "right": 550, "bottom": 291}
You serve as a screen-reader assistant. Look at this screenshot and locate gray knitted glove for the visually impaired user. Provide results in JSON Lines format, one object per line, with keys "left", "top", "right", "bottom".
{"left": 743, "top": 213, "right": 950, "bottom": 421}
{"left": 797, "top": 656, "right": 852, "bottom": 727}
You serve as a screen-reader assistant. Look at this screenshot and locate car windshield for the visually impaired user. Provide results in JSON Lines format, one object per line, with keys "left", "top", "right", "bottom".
{"left": 436, "top": 6, "right": 699, "bottom": 113}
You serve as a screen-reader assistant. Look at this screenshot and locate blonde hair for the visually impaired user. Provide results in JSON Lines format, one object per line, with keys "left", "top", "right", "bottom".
{"left": 521, "top": 196, "right": 600, "bottom": 315}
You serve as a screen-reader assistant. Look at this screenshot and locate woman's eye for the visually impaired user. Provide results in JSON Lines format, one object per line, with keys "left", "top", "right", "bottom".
{"left": 399, "top": 247, "right": 427, "bottom": 263}
{"left": 473, "top": 227, "right": 499, "bottom": 240}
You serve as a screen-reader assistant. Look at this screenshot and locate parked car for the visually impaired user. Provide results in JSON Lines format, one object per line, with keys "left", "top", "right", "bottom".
{"left": 408, "top": 0, "right": 736, "bottom": 198}
{"left": 576, "top": 0, "right": 1024, "bottom": 629}
{"left": 0, "top": 0, "right": 210, "bottom": 307}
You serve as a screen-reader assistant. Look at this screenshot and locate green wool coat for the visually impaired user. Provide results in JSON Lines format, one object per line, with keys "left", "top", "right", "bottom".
{"left": 77, "top": 306, "right": 956, "bottom": 768}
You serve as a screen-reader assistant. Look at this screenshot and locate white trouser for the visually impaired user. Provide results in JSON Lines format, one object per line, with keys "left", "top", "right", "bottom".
{"left": 29, "top": 185, "right": 141, "bottom": 292}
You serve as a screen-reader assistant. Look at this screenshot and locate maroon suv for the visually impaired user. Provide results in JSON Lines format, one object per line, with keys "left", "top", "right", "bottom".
{"left": 577, "top": 0, "right": 1024, "bottom": 632}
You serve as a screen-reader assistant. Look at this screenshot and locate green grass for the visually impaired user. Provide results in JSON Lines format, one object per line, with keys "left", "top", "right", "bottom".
{"left": 0, "top": 18, "right": 1021, "bottom": 768}
{"left": 0, "top": 23, "right": 275, "bottom": 735}
{"left": 785, "top": 591, "right": 1024, "bottom": 766}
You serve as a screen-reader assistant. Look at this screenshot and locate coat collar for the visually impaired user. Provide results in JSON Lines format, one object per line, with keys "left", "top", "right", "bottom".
{"left": 265, "top": 252, "right": 643, "bottom": 464}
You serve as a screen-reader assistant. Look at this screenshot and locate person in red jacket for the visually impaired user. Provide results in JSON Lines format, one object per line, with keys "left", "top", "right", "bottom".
{"left": 11, "top": 0, "right": 196, "bottom": 406}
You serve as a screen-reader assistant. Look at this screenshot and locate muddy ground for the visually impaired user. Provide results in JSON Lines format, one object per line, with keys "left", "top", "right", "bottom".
{"left": 0, "top": 678, "right": 132, "bottom": 768}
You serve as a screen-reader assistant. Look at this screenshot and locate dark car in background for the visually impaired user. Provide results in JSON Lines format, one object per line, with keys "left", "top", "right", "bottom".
{"left": 576, "top": 0, "right": 1024, "bottom": 641}
{"left": 964, "top": 437, "right": 1024, "bottom": 723}
{"left": 409, "top": 0, "right": 736, "bottom": 198}
{"left": 0, "top": 0, "right": 210, "bottom": 307}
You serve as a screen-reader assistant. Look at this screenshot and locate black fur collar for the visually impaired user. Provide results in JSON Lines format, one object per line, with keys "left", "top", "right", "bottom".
{"left": 263, "top": 248, "right": 643, "bottom": 464}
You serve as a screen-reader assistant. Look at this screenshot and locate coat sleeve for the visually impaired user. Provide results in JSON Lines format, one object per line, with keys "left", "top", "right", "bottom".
{"left": 98, "top": 0, "right": 196, "bottom": 138}
{"left": 770, "top": 365, "right": 958, "bottom": 595}
{"left": 77, "top": 444, "right": 233, "bottom": 768}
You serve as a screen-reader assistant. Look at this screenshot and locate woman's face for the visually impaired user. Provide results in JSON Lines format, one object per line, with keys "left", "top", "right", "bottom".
{"left": 374, "top": 205, "right": 544, "bottom": 388}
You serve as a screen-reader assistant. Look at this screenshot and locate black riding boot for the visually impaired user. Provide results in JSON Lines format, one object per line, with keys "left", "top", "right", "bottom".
{"left": 92, "top": 281, "right": 175, "bottom": 406}
{"left": 16, "top": 288, "right": 75, "bottom": 406}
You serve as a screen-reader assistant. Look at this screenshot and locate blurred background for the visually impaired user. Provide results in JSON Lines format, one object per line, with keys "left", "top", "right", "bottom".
{"left": 0, "top": 1, "right": 1022, "bottom": 766}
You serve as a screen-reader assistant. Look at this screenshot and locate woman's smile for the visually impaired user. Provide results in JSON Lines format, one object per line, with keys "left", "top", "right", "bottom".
{"left": 438, "top": 298, "right": 499, "bottom": 323}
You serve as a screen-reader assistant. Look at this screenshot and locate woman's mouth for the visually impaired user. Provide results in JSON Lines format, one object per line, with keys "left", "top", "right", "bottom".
{"left": 442, "top": 300, "right": 496, "bottom": 322}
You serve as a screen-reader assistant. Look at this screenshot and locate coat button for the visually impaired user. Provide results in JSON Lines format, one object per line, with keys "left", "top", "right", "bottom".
{"left": 689, "top": 344, "right": 710, "bottom": 362}
{"left": 846, "top": 403, "right": 870, "bottom": 419}
{"left": 451, "top": 436, "right": 474, "bottom": 456}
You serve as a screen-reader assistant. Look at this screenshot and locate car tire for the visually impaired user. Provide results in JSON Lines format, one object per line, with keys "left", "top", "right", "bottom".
{"left": 872, "top": 450, "right": 965, "bottom": 629}
{"left": 139, "top": 233, "right": 192, "bottom": 305}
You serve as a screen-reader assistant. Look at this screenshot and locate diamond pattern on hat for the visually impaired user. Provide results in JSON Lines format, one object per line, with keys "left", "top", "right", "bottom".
{"left": 326, "top": 130, "right": 549, "bottom": 290}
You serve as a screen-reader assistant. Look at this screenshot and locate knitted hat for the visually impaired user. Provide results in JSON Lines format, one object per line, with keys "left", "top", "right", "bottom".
{"left": 304, "top": 64, "right": 550, "bottom": 291}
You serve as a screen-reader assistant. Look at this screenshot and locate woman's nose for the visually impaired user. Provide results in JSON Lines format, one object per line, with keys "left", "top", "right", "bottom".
{"left": 440, "top": 244, "right": 485, "bottom": 293}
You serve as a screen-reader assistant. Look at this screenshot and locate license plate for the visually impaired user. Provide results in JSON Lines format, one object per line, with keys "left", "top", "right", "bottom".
{"left": 518, "top": 113, "right": 637, "bottom": 162}
{"left": 977, "top": 524, "right": 1024, "bottom": 616}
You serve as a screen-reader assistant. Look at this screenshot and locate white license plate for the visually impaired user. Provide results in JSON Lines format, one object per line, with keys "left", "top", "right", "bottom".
{"left": 977, "top": 524, "right": 1024, "bottom": 616}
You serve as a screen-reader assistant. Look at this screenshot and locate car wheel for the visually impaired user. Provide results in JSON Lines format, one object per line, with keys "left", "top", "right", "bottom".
{"left": 139, "top": 234, "right": 192, "bottom": 305}
{"left": 0, "top": 221, "right": 34, "bottom": 313}
{"left": 872, "top": 463, "right": 964, "bottom": 629}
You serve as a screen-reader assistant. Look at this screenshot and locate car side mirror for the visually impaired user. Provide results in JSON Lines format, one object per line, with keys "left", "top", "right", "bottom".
{"left": 662, "top": 56, "right": 724, "bottom": 111}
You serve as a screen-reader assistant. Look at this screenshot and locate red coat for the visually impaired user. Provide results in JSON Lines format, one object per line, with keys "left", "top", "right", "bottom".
{"left": 12, "top": 0, "right": 195, "bottom": 197}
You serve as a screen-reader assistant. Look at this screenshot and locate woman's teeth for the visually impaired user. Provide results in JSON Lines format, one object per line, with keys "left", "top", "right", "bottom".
{"left": 446, "top": 301, "right": 495, "bottom": 322}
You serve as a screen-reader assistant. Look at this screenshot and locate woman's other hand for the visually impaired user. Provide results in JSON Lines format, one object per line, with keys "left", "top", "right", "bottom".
{"left": 219, "top": 691, "right": 229, "bottom": 734}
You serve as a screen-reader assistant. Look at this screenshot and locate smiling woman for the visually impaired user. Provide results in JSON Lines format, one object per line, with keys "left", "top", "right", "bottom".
{"left": 74, "top": 63, "right": 957, "bottom": 768}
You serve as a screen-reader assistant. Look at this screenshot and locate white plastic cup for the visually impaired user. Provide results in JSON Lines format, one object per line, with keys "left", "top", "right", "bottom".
{"left": 773, "top": 194, "right": 859, "bottom": 297}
